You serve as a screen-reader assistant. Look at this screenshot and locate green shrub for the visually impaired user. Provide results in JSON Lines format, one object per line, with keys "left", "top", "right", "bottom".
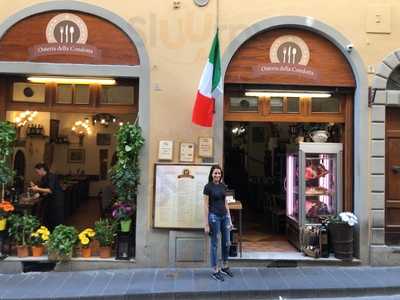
{"left": 47, "top": 224, "right": 77, "bottom": 259}
{"left": 94, "top": 219, "right": 117, "bottom": 247}
{"left": 8, "top": 214, "right": 39, "bottom": 246}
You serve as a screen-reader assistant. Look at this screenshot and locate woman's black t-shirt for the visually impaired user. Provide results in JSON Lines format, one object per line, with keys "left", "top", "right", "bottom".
{"left": 203, "top": 182, "right": 227, "bottom": 216}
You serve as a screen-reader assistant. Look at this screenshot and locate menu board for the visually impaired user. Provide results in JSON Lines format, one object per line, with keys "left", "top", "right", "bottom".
{"left": 153, "top": 164, "right": 212, "bottom": 229}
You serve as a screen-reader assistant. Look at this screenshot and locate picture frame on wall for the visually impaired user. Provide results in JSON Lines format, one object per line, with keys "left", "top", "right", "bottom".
{"left": 97, "top": 133, "right": 111, "bottom": 146}
{"left": 198, "top": 137, "right": 213, "bottom": 158}
{"left": 67, "top": 149, "right": 85, "bottom": 164}
{"left": 158, "top": 140, "right": 174, "bottom": 161}
{"left": 179, "top": 142, "right": 195, "bottom": 162}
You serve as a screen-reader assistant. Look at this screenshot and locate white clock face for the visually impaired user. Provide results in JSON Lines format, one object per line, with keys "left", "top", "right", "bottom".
{"left": 193, "top": 0, "right": 209, "bottom": 7}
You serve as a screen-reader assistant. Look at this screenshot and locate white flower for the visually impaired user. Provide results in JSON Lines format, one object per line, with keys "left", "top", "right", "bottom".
{"left": 338, "top": 212, "right": 358, "bottom": 226}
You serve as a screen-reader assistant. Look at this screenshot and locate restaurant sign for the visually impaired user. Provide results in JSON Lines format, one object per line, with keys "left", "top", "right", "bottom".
{"left": 29, "top": 13, "right": 101, "bottom": 59}
{"left": 253, "top": 35, "right": 318, "bottom": 79}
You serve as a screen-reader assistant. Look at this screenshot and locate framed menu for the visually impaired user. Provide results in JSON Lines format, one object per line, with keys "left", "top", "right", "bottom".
{"left": 179, "top": 142, "right": 195, "bottom": 162}
{"left": 153, "top": 164, "right": 212, "bottom": 228}
{"left": 158, "top": 140, "right": 173, "bottom": 161}
{"left": 198, "top": 137, "right": 213, "bottom": 158}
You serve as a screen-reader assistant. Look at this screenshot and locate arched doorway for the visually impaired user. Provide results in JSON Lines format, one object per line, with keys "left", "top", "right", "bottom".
{"left": 0, "top": 1, "right": 150, "bottom": 262}
{"left": 216, "top": 17, "right": 369, "bottom": 262}
{"left": 371, "top": 51, "right": 400, "bottom": 264}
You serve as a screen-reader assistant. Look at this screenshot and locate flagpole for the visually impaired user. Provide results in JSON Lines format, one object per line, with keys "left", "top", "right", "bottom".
{"left": 216, "top": 0, "right": 220, "bottom": 31}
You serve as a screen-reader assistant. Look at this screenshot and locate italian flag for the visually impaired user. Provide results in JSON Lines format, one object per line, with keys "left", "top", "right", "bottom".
{"left": 192, "top": 31, "right": 222, "bottom": 127}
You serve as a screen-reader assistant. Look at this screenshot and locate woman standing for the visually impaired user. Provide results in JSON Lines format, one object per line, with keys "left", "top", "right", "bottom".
{"left": 203, "top": 165, "right": 234, "bottom": 281}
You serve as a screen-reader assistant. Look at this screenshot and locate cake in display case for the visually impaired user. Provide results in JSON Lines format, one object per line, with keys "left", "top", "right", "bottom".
{"left": 286, "top": 142, "right": 342, "bottom": 249}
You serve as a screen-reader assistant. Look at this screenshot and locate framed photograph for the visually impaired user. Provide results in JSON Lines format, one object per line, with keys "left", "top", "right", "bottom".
{"left": 67, "top": 149, "right": 85, "bottom": 164}
{"left": 198, "top": 137, "right": 213, "bottom": 158}
{"left": 179, "top": 142, "right": 195, "bottom": 162}
{"left": 97, "top": 133, "right": 111, "bottom": 146}
{"left": 158, "top": 140, "right": 173, "bottom": 161}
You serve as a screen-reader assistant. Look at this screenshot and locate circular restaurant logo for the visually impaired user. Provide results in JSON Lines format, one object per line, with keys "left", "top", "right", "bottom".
{"left": 46, "top": 13, "right": 88, "bottom": 44}
{"left": 269, "top": 35, "right": 310, "bottom": 65}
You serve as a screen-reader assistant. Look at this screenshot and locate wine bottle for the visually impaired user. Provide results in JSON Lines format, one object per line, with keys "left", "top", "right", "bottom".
{"left": 320, "top": 220, "right": 329, "bottom": 258}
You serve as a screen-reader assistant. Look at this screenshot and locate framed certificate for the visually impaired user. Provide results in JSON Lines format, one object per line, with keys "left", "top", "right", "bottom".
{"left": 198, "top": 137, "right": 213, "bottom": 158}
{"left": 158, "top": 140, "right": 173, "bottom": 161}
{"left": 179, "top": 142, "right": 195, "bottom": 162}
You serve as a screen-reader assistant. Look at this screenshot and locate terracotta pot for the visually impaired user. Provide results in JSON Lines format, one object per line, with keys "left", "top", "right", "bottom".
{"left": 16, "top": 245, "right": 29, "bottom": 257}
{"left": 99, "top": 246, "right": 112, "bottom": 258}
{"left": 81, "top": 247, "right": 92, "bottom": 258}
{"left": 31, "top": 245, "right": 44, "bottom": 257}
{"left": 0, "top": 218, "right": 6, "bottom": 231}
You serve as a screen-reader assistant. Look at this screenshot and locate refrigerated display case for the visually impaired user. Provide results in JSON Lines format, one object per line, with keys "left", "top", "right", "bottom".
{"left": 286, "top": 142, "right": 342, "bottom": 249}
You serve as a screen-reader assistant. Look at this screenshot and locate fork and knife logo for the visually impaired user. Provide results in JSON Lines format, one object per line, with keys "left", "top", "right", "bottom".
{"left": 269, "top": 35, "right": 310, "bottom": 66}
{"left": 46, "top": 13, "right": 88, "bottom": 44}
{"left": 282, "top": 44, "right": 298, "bottom": 64}
{"left": 58, "top": 23, "right": 76, "bottom": 44}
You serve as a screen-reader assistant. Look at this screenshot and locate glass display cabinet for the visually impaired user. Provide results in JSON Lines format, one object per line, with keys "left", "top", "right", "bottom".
{"left": 286, "top": 142, "right": 343, "bottom": 249}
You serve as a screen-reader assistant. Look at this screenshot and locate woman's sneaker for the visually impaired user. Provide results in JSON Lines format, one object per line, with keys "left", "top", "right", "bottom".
{"left": 220, "top": 267, "right": 234, "bottom": 277}
{"left": 211, "top": 271, "right": 224, "bottom": 281}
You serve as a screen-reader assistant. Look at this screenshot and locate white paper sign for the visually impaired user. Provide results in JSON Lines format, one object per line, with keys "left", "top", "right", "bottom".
{"left": 158, "top": 140, "right": 173, "bottom": 160}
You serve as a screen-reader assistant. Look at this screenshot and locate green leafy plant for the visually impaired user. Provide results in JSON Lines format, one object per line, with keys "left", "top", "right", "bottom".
{"left": 8, "top": 214, "right": 39, "bottom": 246}
{"left": 94, "top": 219, "right": 117, "bottom": 247}
{"left": 47, "top": 224, "right": 78, "bottom": 259}
{"left": 0, "top": 122, "right": 16, "bottom": 197}
{"left": 110, "top": 123, "right": 144, "bottom": 203}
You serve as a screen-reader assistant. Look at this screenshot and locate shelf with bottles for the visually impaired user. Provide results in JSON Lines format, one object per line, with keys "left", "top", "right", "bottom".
{"left": 26, "top": 123, "right": 45, "bottom": 137}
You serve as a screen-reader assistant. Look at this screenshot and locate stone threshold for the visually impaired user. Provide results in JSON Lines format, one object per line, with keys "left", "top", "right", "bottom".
{"left": 229, "top": 251, "right": 361, "bottom": 266}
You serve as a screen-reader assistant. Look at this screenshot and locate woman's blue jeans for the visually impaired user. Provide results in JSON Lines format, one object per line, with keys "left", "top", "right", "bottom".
{"left": 208, "top": 212, "right": 230, "bottom": 269}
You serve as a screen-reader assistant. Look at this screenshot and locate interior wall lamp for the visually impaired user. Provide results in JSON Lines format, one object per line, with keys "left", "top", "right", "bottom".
{"left": 15, "top": 111, "right": 38, "bottom": 127}
{"left": 245, "top": 90, "right": 332, "bottom": 98}
{"left": 72, "top": 118, "right": 92, "bottom": 145}
{"left": 27, "top": 76, "right": 116, "bottom": 85}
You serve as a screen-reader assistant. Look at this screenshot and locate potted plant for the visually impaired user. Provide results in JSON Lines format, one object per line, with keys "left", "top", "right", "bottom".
{"left": 78, "top": 228, "right": 95, "bottom": 258}
{"left": 110, "top": 122, "right": 144, "bottom": 204}
{"left": 328, "top": 212, "right": 358, "bottom": 261}
{"left": 112, "top": 201, "right": 135, "bottom": 232}
{"left": 94, "top": 219, "right": 117, "bottom": 258}
{"left": 0, "top": 121, "right": 16, "bottom": 200}
{"left": 30, "top": 225, "right": 50, "bottom": 257}
{"left": 47, "top": 224, "right": 77, "bottom": 261}
{"left": 8, "top": 214, "right": 39, "bottom": 257}
{"left": 0, "top": 200, "right": 14, "bottom": 231}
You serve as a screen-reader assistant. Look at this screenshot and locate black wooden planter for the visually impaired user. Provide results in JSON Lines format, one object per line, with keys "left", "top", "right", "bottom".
{"left": 328, "top": 222, "right": 354, "bottom": 261}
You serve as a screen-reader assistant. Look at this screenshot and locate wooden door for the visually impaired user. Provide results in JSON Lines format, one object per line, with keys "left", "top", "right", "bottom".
{"left": 386, "top": 108, "right": 400, "bottom": 244}
{"left": 99, "top": 149, "right": 109, "bottom": 180}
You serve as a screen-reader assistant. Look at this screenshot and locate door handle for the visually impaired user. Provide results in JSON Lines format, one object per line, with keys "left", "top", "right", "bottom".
{"left": 392, "top": 165, "right": 400, "bottom": 173}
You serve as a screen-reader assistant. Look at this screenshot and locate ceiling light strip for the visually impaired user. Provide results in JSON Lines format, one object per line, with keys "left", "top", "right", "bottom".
{"left": 27, "top": 77, "right": 116, "bottom": 85}
{"left": 245, "top": 91, "right": 332, "bottom": 98}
